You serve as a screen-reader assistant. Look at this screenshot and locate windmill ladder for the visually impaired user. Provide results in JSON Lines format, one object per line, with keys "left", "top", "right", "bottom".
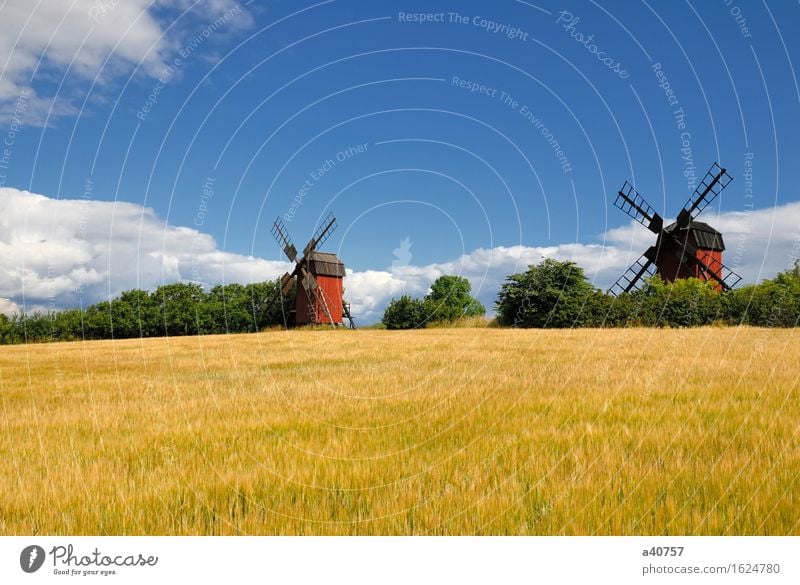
{"left": 315, "top": 284, "right": 336, "bottom": 328}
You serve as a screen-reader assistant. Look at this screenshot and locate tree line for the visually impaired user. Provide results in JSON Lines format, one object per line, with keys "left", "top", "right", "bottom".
{"left": 382, "top": 259, "right": 800, "bottom": 329}
{"left": 0, "top": 281, "right": 294, "bottom": 344}
{"left": 2, "top": 259, "right": 798, "bottom": 344}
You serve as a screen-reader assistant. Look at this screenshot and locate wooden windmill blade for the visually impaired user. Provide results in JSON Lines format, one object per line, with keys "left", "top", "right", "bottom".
{"left": 607, "top": 246, "right": 658, "bottom": 296}
{"left": 262, "top": 277, "right": 291, "bottom": 323}
{"left": 677, "top": 162, "right": 733, "bottom": 227}
{"left": 610, "top": 181, "right": 664, "bottom": 294}
{"left": 302, "top": 212, "right": 337, "bottom": 257}
{"left": 271, "top": 217, "right": 298, "bottom": 262}
{"left": 683, "top": 250, "right": 742, "bottom": 292}
{"left": 280, "top": 271, "right": 295, "bottom": 296}
{"left": 721, "top": 266, "right": 743, "bottom": 290}
{"left": 613, "top": 181, "right": 664, "bottom": 234}
{"left": 313, "top": 212, "right": 338, "bottom": 249}
{"left": 695, "top": 252, "right": 743, "bottom": 290}
{"left": 300, "top": 268, "right": 335, "bottom": 326}
{"left": 299, "top": 265, "right": 318, "bottom": 293}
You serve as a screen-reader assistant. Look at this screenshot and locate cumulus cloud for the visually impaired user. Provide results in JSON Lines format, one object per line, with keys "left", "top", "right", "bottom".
{"left": 0, "top": 0, "right": 251, "bottom": 124}
{"left": 0, "top": 187, "right": 291, "bottom": 313}
{"left": 1, "top": 187, "right": 799, "bottom": 322}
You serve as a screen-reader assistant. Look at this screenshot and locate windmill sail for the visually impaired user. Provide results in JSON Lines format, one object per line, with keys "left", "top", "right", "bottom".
{"left": 608, "top": 247, "right": 658, "bottom": 296}
{"left": 271, "top": 218, "right": 298, "bottom": 262}
{"left": 677, "top": 162, "right": 732, "bottom": 226}
{"left": 280, "top": 272, "right": 295, "bottom": 296}
{"left": 614, "top": 182, "right": 664, "bottom": 234}
{"left": 303, "top": 212, "right": 338, "bottom": 257}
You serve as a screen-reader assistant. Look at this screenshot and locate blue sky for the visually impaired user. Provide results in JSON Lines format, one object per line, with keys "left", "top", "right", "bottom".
{"left": 0, "top": 0, "right": 798, "bottom": 322}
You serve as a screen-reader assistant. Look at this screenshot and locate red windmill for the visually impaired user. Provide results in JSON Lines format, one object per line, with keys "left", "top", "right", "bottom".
{"left": 269, "top": 212, "right": 356, "bottom": 328}
{"left": 609, "top": 162, "right": 742, "bottom": 295}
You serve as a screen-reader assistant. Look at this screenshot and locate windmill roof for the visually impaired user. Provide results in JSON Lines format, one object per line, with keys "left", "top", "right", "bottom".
{"left": 308, "top": 251, "right": 345, "bottom": 277}
{"left": 664, "top": 220, "right": 725, "bottom": 251}
{"left": 686, "top": 220, "right": 720, "bottom": 234}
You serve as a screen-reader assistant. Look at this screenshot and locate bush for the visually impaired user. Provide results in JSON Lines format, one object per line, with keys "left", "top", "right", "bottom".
{"left": 634, "top": 277, "right": 722, "bottom": 327}
{"left": 495, "top": 259, "right": 597, "bottom": 328}
{"left": 724, "top": 263, "right": 800, "bottom": 326}
{"left": 0, "top": 278, "right": 297, "bottom": 345}
{"left": 592, "top": 291, "right": 652, "bottom": 327}
{"left": 382, "top": 295, "right": 426, "bottom": 330}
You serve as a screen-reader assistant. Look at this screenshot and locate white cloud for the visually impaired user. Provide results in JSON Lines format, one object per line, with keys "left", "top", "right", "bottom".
{"left": 1, "top": 187, "right": 799, "bottom": 322}
{"left": 0, "top": 187, "right": 291, "bottom": 313}
{"left": 0, "top": 0, "right": 251, "bottom": 124}
{"left": 344, "top": 269, "right": 413, "bottom": 324}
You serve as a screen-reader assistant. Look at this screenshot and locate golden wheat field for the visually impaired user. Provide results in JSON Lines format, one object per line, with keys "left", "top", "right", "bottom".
{"left": 0, "top": 327, "right": 798, "bottom": 535}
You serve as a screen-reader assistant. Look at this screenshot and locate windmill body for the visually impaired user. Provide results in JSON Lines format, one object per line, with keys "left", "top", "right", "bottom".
{"left": 609, "top": 162, "right": 741, "bottom": 296}
{"left": 295, "top": 251, "right": 345, "bottom": 325}
{"left": 655, "top": 220, "right": 725, "bottom": 290}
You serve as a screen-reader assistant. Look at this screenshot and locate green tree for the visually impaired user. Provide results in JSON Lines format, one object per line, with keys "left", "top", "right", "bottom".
{"left": 52, "top": 308, "right": 85, "bottom": 341}
{"left": 423, "top": 275, "right": 485, "bottom": 323}
{"left": 16, "top": 311, "right": 53, "bottom": 342}
{"left": 153, "top": 283, "right": 207, "bottom": 337}
{"left": 111, "top": 290, "right": 157, "bottom": 338}
{"left": 495, "top": 259, "right": 596, "bottom": 328}
{"left": 84, "top": 301, "right": 113, "bottom": 340}
{"left": 382, "top": 295, "right": 426, "bottom": 330}
{"left": 246, "top": 280, "right": 295, "bottom": 330}
{"left": 0, "top": 314, "right": 21, "bottom": 344}
{"left": 208, "top": 284, "right": 252, "bottom": 333}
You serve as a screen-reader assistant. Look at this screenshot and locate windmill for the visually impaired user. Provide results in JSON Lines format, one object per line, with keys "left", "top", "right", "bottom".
{"left": 608, "top": 162, "right": 742, "bottom": 296}
{"left": 268, "top": 212, "right": 356, "bottom": 328}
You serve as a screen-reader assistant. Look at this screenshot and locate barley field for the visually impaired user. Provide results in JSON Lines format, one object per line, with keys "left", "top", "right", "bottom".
{"left": 0, "top": 328, "right": 798, "bottom": 535}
